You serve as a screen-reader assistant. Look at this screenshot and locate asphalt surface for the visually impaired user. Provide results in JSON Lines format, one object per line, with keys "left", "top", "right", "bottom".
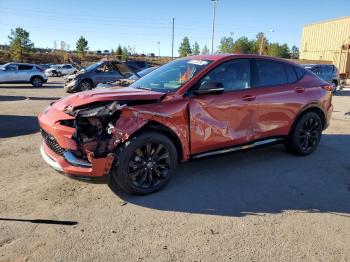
{"left": 0, "top": 78, "right": 350, "bottom": 261}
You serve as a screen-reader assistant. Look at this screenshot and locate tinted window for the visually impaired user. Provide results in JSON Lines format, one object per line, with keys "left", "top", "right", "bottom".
{"left": 254, "top": 60, "right": 288, "bottom": 87}
{"left": 200, "top": 59, "right": 251, "bottom": 91}
{"left": 285, "top": 64, "right": 298, "bottom": 83}
{"left": 320, "top": 65, "right": 334, "bottom": 77}
{"left": 294, "top": 66, "right": 306, "bottom": 79}
{"left": 5, "top": 64, "right": 17, "bottom": 71}
{"left": 18, "top": 65, "right": 33, "bottom": 70}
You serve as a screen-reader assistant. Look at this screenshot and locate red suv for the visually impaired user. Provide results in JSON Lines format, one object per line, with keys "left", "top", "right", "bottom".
{"left": 38, "top": 54, "right": 333, "bottom": 195}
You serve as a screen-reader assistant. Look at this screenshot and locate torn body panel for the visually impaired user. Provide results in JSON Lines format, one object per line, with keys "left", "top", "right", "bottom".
{"left": 112, "top": 98, "right": 191, "bottom": 161}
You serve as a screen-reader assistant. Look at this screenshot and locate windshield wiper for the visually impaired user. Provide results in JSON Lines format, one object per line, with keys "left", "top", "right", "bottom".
{"left": 135, "top": 86, "right": 152, "bottom": 91}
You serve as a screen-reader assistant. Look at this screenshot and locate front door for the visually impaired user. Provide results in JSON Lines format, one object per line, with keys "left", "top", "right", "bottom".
{"left": 189, "top": 59, "right": 257, "bottom": 154}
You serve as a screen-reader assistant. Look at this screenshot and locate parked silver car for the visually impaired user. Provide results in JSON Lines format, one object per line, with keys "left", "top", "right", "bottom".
{"left": 0, "top": 63, "right": 48, "bottom": 87}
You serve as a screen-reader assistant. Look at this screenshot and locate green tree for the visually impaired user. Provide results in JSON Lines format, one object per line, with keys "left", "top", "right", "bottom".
{"left": 8, "top": 27, "right": 33, "bottom": 62}
{"left": 291, "top": 45, "right": 299, "bottom": 59}
{"left": 116, "top": 45, "right": 123, "bottom": 60}
{"left": 233, "top": 37, "right": 255, "bottom": 54}
{"left": 122, "top": 47, "right": 129, "bottom": 60}
{"left": 76, "top": 36, "right": 88, "bottom": 58}
{"left": 192, "top": 41, "right": 200, "bottom": 55}
{"left": 266, "top": 43, "right": 290, "bottom": 58}
{"left": 219, "top": 36, "right": 235, "bottom": 53}
{"left": 201, "top": 45, "right": 210, "bottom": 55}
{"left": 178, "top": 37, "right": 192, "bottom": 57}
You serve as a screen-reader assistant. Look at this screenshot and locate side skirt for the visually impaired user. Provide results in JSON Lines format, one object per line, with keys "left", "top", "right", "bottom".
{"left": 191, "top": 137, "right": 286, "bottom": 159}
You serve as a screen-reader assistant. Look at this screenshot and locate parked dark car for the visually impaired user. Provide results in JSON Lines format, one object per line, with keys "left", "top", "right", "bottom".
{"left": 96, "top": 66, "right": 158, "bottom": 88}
{"left": 39, "top": 54, "right": 333, "bottom": 195}
{"left": 302, "top": 64, "right": 340, "bottom": 93}
{"left": 64, "top": 61, "right": 134, "bottom": 93}
{"left": 124, "top": 60, "right": 149, "bottom": 72}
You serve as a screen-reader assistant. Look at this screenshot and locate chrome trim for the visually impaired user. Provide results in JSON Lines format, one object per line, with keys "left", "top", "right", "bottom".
{"left": 40, "top": 145, "right": 64, "bottom": 172}
{"left": 63, "top": 151, "right": 92, "bottom": 168}
{"left": 192, "top": 138, "right": 284, "bottom": 159}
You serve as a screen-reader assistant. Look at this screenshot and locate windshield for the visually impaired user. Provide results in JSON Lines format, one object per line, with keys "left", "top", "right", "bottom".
{"left": 130, "top": 59, "right": 212, "bottom": 92}
{"left": 85, "top": 62, "right": 102, "bottom": 72}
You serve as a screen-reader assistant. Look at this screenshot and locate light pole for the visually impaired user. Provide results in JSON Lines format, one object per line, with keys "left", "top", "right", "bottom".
{"left": 211, "top": 0, "right": 218, "bottom": 54}
{"left": 157, "top": 41, "right": 160, "bottom": 57}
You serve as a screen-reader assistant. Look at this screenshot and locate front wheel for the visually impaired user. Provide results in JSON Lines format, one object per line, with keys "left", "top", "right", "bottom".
{"left": 80, "top": 80, "right": 93, "bottom": 91}
{"left": 111, "top": 132, "right": 178, "bottom": 195}
{"left": 286, "top": 112, "right": 322, "bottom": 155}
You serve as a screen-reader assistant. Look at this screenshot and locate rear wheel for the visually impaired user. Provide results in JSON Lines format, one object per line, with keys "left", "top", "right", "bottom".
{"left": 111, "top": 132, "right": 178, "bottom": 195}
{"left": 286, "top": 112, "right": 322, "bottom": 155}
{"left": 31, "top": 76, "right": 44, "bottom": 87}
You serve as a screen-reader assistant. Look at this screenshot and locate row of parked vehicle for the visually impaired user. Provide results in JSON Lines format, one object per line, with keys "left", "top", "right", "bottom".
{"left": 0, "top": 60, "right": 150, "bottom": 88}
{"left": 0, "top": 60, "right": 342, "bottom": 93}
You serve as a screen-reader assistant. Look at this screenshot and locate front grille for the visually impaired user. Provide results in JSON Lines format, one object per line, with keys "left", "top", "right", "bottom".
{"left": 40, "top": 128, "right": 65, "bottom": 156}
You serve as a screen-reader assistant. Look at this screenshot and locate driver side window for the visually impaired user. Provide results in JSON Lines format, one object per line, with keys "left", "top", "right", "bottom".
{"left": 200, "top": 59, "right": 251, "bottom": 91}
{"left": 6, "top": 64, "right": 17, "bottom": 71}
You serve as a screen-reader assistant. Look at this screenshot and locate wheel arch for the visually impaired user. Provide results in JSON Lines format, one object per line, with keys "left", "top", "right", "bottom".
{"left": 30, "top": 75, "right": 44, "bottom": 82}
{"left": 131, "top": 120, "right": 184, "bottom": 163}
{"left": 289, "top": 104, "right": 326, "bottom": 136}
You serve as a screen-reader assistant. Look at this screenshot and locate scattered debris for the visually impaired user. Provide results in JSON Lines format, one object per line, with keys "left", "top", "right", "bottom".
{"left": 120, "top": 201, "right": 127, "bottom": 206}
{"left": 210, "top": 229, "right": 219, "bottom": 235}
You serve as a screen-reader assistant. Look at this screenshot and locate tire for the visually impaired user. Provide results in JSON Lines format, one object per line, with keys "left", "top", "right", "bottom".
{"left": 57, "top": 72, "right": 62, "bottom": 77}
{"left": 110, "top": 132, "right": 178, "bottom": 195}
{"left": 286, "top": 112, "right": 322, "bottom": 156}
{"left": 332, "top": 81, "right": 338, "bottom": 94}
{"left": 31, "top": 76, "right": 44, "bottom": 87}
{"left": 79, "top": 79, "right": 93, "bottom": 91}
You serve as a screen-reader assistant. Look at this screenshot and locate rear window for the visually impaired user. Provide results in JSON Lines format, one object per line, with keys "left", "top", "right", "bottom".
{"left": 285, "top": 64, "right": 298, "bottom": 83}
{"left": 254, "top": 60, "right": 288, "bottom": 87}
{"left": 18, "top": 65, "right": 33, "bottom": 70}
{"left": 294, "top": 66, "right": 306, "bottom": 79}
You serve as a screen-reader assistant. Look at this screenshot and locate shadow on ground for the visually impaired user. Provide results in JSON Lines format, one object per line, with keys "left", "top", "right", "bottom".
{"left": 0, "top": 96, "right": 61, "bottom": 102}
{"left": 0, "top": 115, "right": 39, "bottom": 138}
{"left": 110, "top": 134, "right": 350, "bottom": 217}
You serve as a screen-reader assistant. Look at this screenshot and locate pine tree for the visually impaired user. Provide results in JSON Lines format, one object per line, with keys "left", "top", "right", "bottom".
{"left": 76, "top": 36, "right": 88, "bottom": 58}
{"left": 178, "top": 37, "right": 192, "bottom": 57}
{"left": 192, "top": 41, "right": 200, "bottom": 55}
{"left": 8, "top": 27, "right": 33, "bottom": 62}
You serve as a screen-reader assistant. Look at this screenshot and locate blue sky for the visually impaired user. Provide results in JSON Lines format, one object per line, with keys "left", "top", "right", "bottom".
{"left": 0, "top": 0, "right": 349, "bottom": 56}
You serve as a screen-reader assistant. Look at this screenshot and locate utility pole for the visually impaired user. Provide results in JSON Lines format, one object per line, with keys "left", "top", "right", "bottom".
{"left": 157, "top": 41, "right": 160, "bottom": 57}
{"left": 171, "top": 18, "right": 175, "bottom": 60}
{"left": 211, "top": 0, "right": 217, "bottom": 54}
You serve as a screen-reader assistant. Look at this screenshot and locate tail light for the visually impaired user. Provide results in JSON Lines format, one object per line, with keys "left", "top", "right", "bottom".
{"left": 322, "top": 85, "right": 333, "bottom": 92}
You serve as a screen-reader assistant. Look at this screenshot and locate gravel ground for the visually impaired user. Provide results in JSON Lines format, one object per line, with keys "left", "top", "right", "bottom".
{"left": 0, "top": 78, "right": 350, "bottom": 262}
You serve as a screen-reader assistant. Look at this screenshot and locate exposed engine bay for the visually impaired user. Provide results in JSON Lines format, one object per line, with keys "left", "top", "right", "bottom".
{"left": 64, "top": 100, "right": 155, "bottom": 161}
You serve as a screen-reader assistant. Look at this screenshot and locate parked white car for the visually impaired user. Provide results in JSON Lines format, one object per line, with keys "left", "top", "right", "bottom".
{"left": 0, "top": 63, "right": 48, "bottom": 87}
{"left": 45, "top": 64, "right": 78, "bottom": 77}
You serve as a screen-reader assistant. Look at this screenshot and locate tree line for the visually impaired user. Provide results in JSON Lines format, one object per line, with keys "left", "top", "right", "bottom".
{"left": 178, "top": 33, "right": 299, "bottom": 59}
{"left": 6, "top": 27, "right": 300, "bottom": 62}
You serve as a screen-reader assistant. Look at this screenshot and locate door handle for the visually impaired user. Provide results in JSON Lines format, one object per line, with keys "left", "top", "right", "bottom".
{"left": 294, "top": 87, "right": 305, "bottom": 93}
{"left": 242, "top": 95, "right": 256, "bottom": 101}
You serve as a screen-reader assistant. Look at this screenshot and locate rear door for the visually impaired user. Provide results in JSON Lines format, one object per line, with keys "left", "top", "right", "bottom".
{"left": 189, "top": 59, "right": 257, "bottom": 154}
{"left": 251, "top": 59, "right": 308, "bottom": 140}
{"left": 17, "top": 64, "right": 34, "bottom": 81}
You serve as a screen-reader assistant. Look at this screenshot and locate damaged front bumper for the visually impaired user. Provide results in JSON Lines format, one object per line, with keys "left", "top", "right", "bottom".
{"left": 40, "top": 141, "right": 115, "bottom": 178}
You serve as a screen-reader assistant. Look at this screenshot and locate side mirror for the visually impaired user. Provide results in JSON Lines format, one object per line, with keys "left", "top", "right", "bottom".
{"left": 192, "top": 81, "right": 224, "bottom": 95}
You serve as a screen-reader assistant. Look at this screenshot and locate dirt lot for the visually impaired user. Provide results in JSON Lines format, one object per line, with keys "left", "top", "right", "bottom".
{"left": 0, "top": 78, "right": 350, "bottom": 262}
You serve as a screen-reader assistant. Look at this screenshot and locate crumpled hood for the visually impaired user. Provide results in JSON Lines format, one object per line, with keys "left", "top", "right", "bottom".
{"left": 53, "top": 86, "right": 165, "bottom": 111}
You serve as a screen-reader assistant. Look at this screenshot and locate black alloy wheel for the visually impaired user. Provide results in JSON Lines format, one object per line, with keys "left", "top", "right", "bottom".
{"left": 127, "top": 143, "right": 171, "bottom": 189}
{"left": 111, "top": 132, "right": 177, "bottom": 195}
{"left": 286, "top": 112, "right": 322, "bottom": 155}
